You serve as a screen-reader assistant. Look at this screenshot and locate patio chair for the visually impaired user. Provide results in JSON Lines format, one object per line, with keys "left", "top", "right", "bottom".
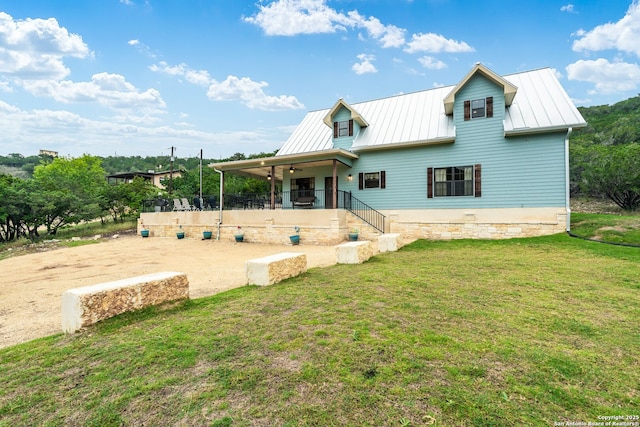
{"left": 172, "top": 198, "right": 184, "bottom": 211}
{"left": 180, "top": 198, "right": 194, "bottom": 211}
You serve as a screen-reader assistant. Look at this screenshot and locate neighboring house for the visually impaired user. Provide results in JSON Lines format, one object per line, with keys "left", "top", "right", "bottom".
{"left": 213, "top": 63, "right": 587, "bottom": 240}
{"left": 39, "top": 149, "right": 58, "bottom": 157}
{"left": 107, "top": 170, "right": 181, "bottom": 189}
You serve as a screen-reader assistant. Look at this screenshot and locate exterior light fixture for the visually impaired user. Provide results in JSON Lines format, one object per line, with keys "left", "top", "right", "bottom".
{"left": 289, "top": 166, "right": 295, "bottom": 174}
{"left": 267, "top": 173, "right": 272, "bottom": 181}
{"left": 347, "top": 174, "right": 353, "bottom": 181}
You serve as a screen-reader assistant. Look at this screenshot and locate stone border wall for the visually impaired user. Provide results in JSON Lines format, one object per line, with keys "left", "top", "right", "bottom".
{"left": 61, "top": 272, "right": 189, "bottom": 333}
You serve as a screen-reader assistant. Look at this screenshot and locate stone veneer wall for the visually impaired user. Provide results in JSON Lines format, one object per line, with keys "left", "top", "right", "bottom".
{"left": 385, "top": 208, "right": 567, "bottom": 240}
{"left": 138, "top": 207, "right": 566, "bottom": 243}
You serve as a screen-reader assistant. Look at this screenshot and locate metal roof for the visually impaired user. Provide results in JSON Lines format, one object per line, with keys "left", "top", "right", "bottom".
{"left": 503, "top": 68, "right": 587, "bottom": 135}
{"left": 276, "top": 66, "right": 586, "bottom": 156}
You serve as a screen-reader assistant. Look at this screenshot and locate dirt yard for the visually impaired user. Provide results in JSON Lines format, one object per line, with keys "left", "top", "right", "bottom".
{"left": 0, "top": 234, "right": 338, "bottom": 349}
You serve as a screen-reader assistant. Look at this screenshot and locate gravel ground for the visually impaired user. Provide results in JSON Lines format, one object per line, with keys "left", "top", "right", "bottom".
{"left": 0, "top": 234, "right": 338, "bottom": 349}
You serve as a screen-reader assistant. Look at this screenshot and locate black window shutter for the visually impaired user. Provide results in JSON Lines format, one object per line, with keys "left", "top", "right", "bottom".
{"left": 333, "top": 122, "right": 338, "bottom": 138}
{"left": 380, "top": 170, "right": 386, "bottom": 189}
{"left": 358, "top": 172, "right": 364, "bottom": 190}
{"left": 464, "top": 100, "right": 470, "bottom": 121}
{"left": 474, "top": 164, "right": 482, "bottom": 197}
{"left": 427, "top": 168, "right": 433, "bottom": 198}
{"left": 486, "top": 97, "right": 493, "bottom": 118}
{"left": 348, "top": 119, "right": 354, "bottom": 136}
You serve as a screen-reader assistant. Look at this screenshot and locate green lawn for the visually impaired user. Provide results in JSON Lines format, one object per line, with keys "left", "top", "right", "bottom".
{"left": 1, "top": 227, "right": 639, "bottom": 426}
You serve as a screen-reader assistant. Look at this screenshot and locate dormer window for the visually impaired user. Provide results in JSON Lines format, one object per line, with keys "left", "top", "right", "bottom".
{"left": 471, "top": 99, "right": 485, "bottom": 118}
{"left": 464, "top": 96, "right": 493, "bottom": 121}
{"left": 333, "top": 119, "right": 353, "bottom": 138}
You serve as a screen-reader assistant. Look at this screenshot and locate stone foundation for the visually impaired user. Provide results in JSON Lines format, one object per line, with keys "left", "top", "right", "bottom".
{"left": 61, "top": 271, "right": 189, "bottom": 333}
{"left": 245, "top": 252, "right": 307, "bottom": 286}
{"left": 386, "top": 207, "right": 567, "bottom": 240}
{"left": 139, "top": 207, "right": 566, "bottom": 244}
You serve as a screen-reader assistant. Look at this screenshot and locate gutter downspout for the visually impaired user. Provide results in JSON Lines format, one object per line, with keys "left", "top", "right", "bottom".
{"left": 214, "top": 168, "right": 223, "bottom": 240}
{"left": 565, "top": 127, "right": 573, "bottom": 232}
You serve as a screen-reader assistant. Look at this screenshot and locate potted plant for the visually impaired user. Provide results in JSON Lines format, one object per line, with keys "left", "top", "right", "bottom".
{"left": 348, "top": 227, "right": 359, "bottom": 241}
{"left": 176, "top": 225, "right": 185, "bottom": 239}
{"left": 140, "top": 223, "right": 149, "bottom": 238}
{"left": 289, "top": 226, "right": 300, "bottom": 245}
{"left": 234, "top": 226, "right": 244, "bottom": 242}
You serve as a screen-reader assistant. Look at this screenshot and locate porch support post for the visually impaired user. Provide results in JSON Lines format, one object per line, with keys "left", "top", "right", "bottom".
{"left": 332, "top": 159, "right": 337, "bottom": 209}
{"left": 219, "top": 171, "right": 225, "bottom": 210}
{"left": 270, "top": 165, "right": 276, "bottom": 209}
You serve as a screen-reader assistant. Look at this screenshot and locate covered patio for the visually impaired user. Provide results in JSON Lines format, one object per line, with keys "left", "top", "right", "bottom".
{"left": 212, "top": 149, "right": 359, "bottom": 211}
{"left": 138, "top": 149, "right": 386, "bottom": 243}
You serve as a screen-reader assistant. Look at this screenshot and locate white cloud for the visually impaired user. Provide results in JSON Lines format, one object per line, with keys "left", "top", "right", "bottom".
{"left": 150, "top": 61, "right": 211, "bottom": 86}
{"left": 207, "top": 75, "right": 304, "bottom": 111}
{"left": 151, "top": 62, "right": 203, "bottom": 88}
{"left": 572, "top": 0, "right": 640, "bottom": 56}
{"left": 560, "top": 4, "right": 576, "bottom": 13}
{"left": 418, "top": 56, "right": 446, "bottom": 70}
{"left": 346, "top": 12, "right": 406, "bottom": 48}
{"left": 21, "top": 72, "right": 167, "bottom": 115}
{"left": 120, "top": 0, "right": 134, "bottom": 5}
{"left": 0, "top": 80, "right": 12, "bottom": 92}
{"left": 128, "top": 38, "right": 156, "bottom": 58}
{"left": 352, "top": 54, "right": 377, "bottom": 75}
{"left": 244, "top": 0, "right": 406, "bottom": 48}
{"left": 0, "top": 99, "right": 287, "bottom": 157}
{"left": 566, "top": 58, "right": 640, "bottom": 94}
{"left": 151, "top": 61, "right": 304, "bottom": 110}
{"left": 0, "top": 12, "right": 91, "bottom": 80}
{"left": 244, "top": 0, "right": 345, "bottom": 35}
{"left": 404, "top": 33, "right": 474, "bottom": 54}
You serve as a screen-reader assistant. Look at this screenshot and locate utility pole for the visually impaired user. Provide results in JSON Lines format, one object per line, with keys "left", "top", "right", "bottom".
{"left": 199, "top": 149, "right": 203, "bottom": 201}
{"left": 169, "top": 146, "right": 175, "bottom": 197}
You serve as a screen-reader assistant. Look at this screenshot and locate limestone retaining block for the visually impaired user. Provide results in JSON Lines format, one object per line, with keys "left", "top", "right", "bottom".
{"left": 336, "top": 241, "right": 375, "bottom": 264}
{"left": 246, "top": 252, "right": 307, "bottom": 286}
{"left": 378, "top": 233, "right": 403, "bottom": 253}
{"left": 61, "top": 271, "right": 189, "bottom": 333}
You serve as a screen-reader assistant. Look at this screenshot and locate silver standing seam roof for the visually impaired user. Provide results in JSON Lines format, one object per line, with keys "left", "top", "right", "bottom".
{"left": 276, "top": 67, "right": 586, "bottom": 156}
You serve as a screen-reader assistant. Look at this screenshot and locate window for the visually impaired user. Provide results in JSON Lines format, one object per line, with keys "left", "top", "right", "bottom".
{"left": 291, "top": 177, "right": 315, "bottom": 199}
{"left": 338, "top": 121, "right": 349, "bottom": 137}
{"left": 427, "top": 164, "right": 481, "bottom": 198}
{"left": 358, "top": 171, "right": 386, "bottom": 190}
{"left": 464, "top": 97, "right": 493, "bottom": 121}
{"left": 364, "top": 172, "right": 379, "bottom": 188}
{"left": 333, "top": 119, "right": 354, "bottom": 138}
{"left": 471, "top": 99, "right": 485, "bottom": 118}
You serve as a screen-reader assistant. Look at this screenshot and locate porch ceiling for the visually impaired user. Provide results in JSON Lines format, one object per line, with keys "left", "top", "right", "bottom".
{"left": 210, "top": 149, "right": 358, "bottom": 181}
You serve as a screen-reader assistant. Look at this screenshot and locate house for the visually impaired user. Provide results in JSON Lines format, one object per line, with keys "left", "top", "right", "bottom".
{"left": 107, "top": 170, "right": 181, "bottom": 189}
{"left": 141, "top": 63, "right": 586, "bottom": 243}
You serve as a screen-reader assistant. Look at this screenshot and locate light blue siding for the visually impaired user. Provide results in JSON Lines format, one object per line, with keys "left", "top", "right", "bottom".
{"left": 332, "top": 107, "right": 360, "bottom": 150}
{"left": 283, "top": 73, "right": 568, "bottom": 210}
{"left": 344, "top": 74, "right": 567, "bottom": 210}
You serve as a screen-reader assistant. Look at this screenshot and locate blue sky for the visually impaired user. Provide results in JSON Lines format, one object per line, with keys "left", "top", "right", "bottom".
{"left": 1, "top": 0, "right": 639, "bottom": 160}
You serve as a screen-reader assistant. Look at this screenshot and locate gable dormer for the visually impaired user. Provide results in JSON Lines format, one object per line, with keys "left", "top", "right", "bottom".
{"left": 323, "top": 99, "right": 368, "bottom": 149}
{"left": 443, "top": 63, "right": 518, "bottom": 118}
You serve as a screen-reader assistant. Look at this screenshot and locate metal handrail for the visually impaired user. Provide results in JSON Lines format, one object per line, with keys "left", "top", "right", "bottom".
{"left": 338, "top": 190, "right": 386, "bottom": 233}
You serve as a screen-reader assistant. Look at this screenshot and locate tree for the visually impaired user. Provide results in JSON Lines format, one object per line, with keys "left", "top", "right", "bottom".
{"left": 581, "top": 143, "right": 640, "bottom": 210}
{"left": 99, "top": 177, "right": 157, "bottom": 222}
{"left": 32, "top": 155, "right": 108, "bottom": 234}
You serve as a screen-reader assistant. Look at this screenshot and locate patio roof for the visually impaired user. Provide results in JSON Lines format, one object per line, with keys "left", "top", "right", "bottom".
{"left": 210, "top": 148, "right": 359, "bottom": 181}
